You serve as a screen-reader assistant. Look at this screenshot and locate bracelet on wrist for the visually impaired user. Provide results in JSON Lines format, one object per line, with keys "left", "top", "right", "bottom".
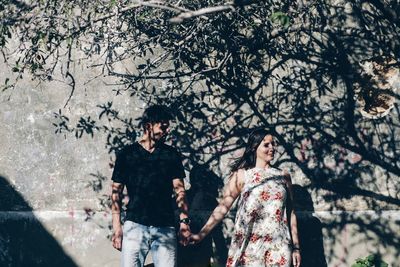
{"left": 179, "top": 217, "right": 191, "bottom": 225}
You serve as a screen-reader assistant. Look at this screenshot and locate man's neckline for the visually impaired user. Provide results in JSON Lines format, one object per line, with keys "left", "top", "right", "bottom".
{"left": 136, "top": 141, "right": 159, "bottom": 154}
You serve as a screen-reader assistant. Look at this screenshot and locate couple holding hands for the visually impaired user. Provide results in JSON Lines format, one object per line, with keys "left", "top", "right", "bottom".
{"left": 111, "top": 105, "right": 301, "bottom": 267}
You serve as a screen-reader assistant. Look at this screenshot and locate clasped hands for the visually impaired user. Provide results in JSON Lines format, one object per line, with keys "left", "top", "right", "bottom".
{"left": 178, "top": 225, "right": 203, "bottom": 246}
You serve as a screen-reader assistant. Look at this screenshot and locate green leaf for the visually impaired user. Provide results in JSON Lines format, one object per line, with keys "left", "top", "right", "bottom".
{"left": 270, "top": 11, "right": 286, "bottom": 22}
{"left": 352, "top": 254, "right": 389, "bottom": 267}
{"left": 366, "top": 255, "right": 375, "bottom": 262}
{"left": 270, "top": 11, "right": 291, "bottom": 28}
{"left": 67, "top": 37, "right": 73, "bottom": 46}
{"left": 110, "top": 0, "right": 117, "bottom": 7}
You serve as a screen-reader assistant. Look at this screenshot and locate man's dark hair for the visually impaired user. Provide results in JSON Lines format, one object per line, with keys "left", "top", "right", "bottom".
{"left": 139, "top": 104, "right": 173, "bottom": 129}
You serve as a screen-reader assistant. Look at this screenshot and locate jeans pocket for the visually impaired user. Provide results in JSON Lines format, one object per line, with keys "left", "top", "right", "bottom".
{"left": 123, "top": 220, "right": 139, "bottom": 236}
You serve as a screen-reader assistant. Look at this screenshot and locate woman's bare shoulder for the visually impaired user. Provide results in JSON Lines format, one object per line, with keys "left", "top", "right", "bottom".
{"left": 281, "top": 169, "right": 292, "bottom": 185}
{"left": 236, "top": 168, "right": 245, "bottom": 175}
{"left": 235, "top": 168, "right": 246, "bottom": 187}
{"left": 282, "top": 169, "right": 290, "bottom": 177}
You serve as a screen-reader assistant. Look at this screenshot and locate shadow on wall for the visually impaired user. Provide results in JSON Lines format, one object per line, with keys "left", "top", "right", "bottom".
{"left": 292, "top": 185, "right": 327, "bottom": 267}
{"left": 3, "top": 1, "right": 400, "bottom": 264}
{"left": 0, "top": 175, "right": 77, "bottom": 267}
{"left": 177, "top": 164, "right": 228, "bottom": 267}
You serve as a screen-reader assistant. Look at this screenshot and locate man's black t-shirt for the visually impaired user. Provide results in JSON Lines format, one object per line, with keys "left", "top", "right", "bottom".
{"left": 111, "top": 142, "right": 185, "bottom": 227}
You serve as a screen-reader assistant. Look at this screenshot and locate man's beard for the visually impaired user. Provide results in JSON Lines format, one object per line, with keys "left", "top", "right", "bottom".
{"left": 154, "top": 133, "right": 167, "bottom": 143}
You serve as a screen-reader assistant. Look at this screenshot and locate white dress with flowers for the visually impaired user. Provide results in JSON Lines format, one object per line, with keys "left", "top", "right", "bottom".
{"left": 226, "top": 167, "right": 292, "bottom": 267}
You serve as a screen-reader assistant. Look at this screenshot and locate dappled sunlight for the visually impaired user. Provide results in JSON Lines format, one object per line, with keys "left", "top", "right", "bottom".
{"left": 1, "top": 0, "right": 399, "bottom": 266}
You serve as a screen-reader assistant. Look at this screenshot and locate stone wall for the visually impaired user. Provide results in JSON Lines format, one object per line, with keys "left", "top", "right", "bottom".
{"left": 1, "top": 49, "right": 399, "bottom": 267}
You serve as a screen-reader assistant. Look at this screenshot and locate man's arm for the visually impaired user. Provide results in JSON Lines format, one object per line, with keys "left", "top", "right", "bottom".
{"left": 173, "top": 178, "right": 191, "bottom": 246}
{"left": 111, "top": 181, "right": 124, "bottom": 251}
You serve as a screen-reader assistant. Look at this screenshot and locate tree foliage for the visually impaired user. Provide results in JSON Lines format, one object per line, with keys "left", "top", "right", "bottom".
{"left": 1, "top": 0, "right": 400, "bottom": 263}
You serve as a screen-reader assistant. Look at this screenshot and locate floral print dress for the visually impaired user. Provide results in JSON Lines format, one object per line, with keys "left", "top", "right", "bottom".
{"left": 226, "top": 167, "right": 292, "bottom": 267}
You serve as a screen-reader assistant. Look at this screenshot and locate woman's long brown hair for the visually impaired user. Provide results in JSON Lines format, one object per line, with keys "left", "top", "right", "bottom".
{"left": 230, "top": 128, "right": 270, "bottom": 172}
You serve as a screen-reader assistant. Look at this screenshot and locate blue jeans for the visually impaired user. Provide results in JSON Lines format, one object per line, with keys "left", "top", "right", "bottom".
{"left": 121, "top": 220, "right": 177, "bottom": 267}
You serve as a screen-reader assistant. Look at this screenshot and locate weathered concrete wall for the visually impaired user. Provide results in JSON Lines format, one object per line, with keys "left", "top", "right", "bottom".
{"left": 0, "top": 57, "right": 135, "bottom": 266}
{"left": 1, "top": 55, "right": 399, "bottom": 267}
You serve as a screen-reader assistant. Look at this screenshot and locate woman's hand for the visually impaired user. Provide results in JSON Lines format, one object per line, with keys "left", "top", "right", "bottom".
{"left": 292, "top": 250, "right": 301, "bottom": 267}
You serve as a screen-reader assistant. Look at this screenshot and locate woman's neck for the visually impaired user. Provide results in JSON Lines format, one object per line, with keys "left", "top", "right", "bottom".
{"left": 255, "top": 159, "right": 270, "bottom": 169}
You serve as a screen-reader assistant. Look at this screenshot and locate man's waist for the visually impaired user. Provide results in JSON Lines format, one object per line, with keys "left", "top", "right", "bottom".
{"left": 125, "top": 211, "right": 176, "bottom": 227}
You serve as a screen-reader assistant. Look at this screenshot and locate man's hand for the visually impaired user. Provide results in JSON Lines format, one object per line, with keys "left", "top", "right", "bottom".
{"left": 112, "top": 226, "right": 123, "bottom": 251}
{"left": 178, "top": 223, "right": 191, "bottom": 246}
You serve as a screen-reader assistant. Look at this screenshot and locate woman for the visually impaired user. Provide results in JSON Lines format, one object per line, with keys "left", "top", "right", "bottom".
{"left": 189, "top": 129, "right": 301, "bottom": 267}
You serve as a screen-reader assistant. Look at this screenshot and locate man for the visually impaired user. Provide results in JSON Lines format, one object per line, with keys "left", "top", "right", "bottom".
{"left": 111, "top": 105, "right": 191, "bottom": 267}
